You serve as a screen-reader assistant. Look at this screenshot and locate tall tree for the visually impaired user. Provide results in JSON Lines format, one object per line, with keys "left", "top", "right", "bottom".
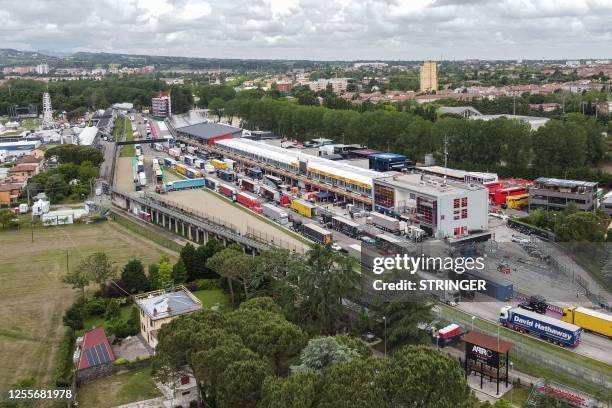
{"left": 121, "top": 259, "right": 149, "bottom": 293}
{"left": 172, "top": 259, "right": 188, "bottom": 284}
{"left": 383, "top": 345, "right": 475, "bottom": 407}
{"left": 179, "top": 243, "right": 198, "bottom": 281}
{"left": 260, "top": 370, "right": 320, "bottom": 408}
{"left": 216, "top": 359, "right": 273, "bottom": 408}
{"left": 158, "top": 255, "right": 173, "bottom": 288}
{"left": 292, "top": 336, "right": 359, "bottom": 372}
{"left": 83, "top": 252, "right": 117, "bottom": 294}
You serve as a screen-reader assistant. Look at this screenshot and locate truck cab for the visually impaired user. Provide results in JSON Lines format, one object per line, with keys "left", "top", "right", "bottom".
{"left": 499, "top": 305, "right": 512, "bottom": 324}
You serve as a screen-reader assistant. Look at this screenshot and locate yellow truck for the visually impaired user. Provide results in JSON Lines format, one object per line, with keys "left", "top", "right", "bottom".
{"left": 505, "top": 193, "right": 529, "bottom": 210}
{"left": 561, "top": 306, "right": 612, "bottom": 338}
{"left": 210, "top": 159, "right": 228, "bottom": 170}
{"left": 175, "top": 163, "right": 188, "bottom": 176}
{"left": 291, "top": 199, "right": 317, "bottom": 218}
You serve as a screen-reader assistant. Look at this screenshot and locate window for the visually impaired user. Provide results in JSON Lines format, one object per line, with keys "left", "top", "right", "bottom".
{"left": 461, "top": 208, "right": 468, "bottom": 219}
{"left": 461, "top": 197, "right": 468, "bottom": 207}
{"left": 453, "top": 198, "right": 460, "bottom": 208}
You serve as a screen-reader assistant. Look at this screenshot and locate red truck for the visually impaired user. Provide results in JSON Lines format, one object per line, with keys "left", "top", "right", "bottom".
{"left": 237, "top": 191, "right": 261, "bottom": 210}
{"left": 218, "top": 183, "right": 237, "bottom": 201}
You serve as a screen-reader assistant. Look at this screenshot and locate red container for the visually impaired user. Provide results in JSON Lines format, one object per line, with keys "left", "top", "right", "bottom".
{"left": 237, "top": 191, "right": 260, "bottom": 209}
{"left": 438, "top": 324, "right": 460, "bottom": 339}
{"left": 219, "top": 184, "right": 236, "bottom": 199}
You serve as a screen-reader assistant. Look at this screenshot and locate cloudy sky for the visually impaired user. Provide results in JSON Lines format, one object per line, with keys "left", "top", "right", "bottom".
{"left": 0, "top": 0, "right": 610, "bottom": 60}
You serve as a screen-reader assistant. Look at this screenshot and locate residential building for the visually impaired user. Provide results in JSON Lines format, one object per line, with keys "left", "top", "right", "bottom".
{"left": 601, "top": 193, "right": 612, "bottom": 216}
{"left": 152, "top": 91, "right": 172, "bottom": 118}
{"left": 529, "top": 178, "right": 598, "bottom": 212}
{"left": 76, "top": 327, "right": 116, "bottom": 371}
{"left": 373, "top": 173, "right": 489, "bottom": 239}
{"left": 8, "top": 163, "right": 40, "bottom": 178}
{"left": 308, "top": 78, "right": 348, "bottom": 94}
{"left": 276, "top": 80, "right": 292, "bottom": 94}
{"left": 135, "top": 286, "right": 202, "bottom": 348}
{"left": 419, "top": 61, "right": 438, "bottom": 93}
{"left": 0, "top": 183, "right": 22, "bottom": 206}
{"left": 36, "top": 64, "right": 49, "bottom": 75}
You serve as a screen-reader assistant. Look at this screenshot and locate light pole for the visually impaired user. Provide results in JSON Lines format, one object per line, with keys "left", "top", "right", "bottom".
{"left": 435, "top": 335, "right": 439, "bottom": 350}
{"left": 383, "top": 316, "right": 387, "bottom": 357}
{"left": 471, "top": 315, "right": 476, "bottom": 332}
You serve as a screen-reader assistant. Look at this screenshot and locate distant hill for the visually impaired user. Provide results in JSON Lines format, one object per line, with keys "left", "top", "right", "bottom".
{"left": 0, "top": 49, "right": 58, "bottom": 67}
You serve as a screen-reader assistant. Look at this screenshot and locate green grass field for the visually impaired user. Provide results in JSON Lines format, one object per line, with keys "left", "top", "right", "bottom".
{"left": 77, "top": 366, "right": 161, "bottom": 408}
{"left": 118, "top": 116, "right": 135, "bottom": 157}
{"left": 0, "top": 222, "right": 177, "bottom": 387}
{"left": 192, "top": 288, "right": 230, "bottom": 309}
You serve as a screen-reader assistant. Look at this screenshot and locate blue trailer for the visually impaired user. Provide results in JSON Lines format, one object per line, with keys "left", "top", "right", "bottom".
{"left": 218, "top": 169, "right": 236, "bottom": 182}
{"left": 499, "top": 306, "right": 582, "bottom": 347}
{"left": 163, "top": 157, "right": 176, "bottom": 168}
{"left": 464, "top": 272, "right": 513, "bottom": 301}
{"left": 166, "top": 178, "right": 205, "bottom": 192}
{"left": 245, "top": 167, "right": 263, "bottom": 180}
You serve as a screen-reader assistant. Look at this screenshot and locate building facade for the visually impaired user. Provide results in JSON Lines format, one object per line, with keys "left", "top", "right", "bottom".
{"left": 373, "top": 173, "right": 489, "bottom": 239}
{"left": 529, "top": 178, "right": 598, "bottom": 212}
{"left": 135, "top": 286, "right": 202, "bottom": 348}
{"left": 152, "top": 91, "right": 172, "bottom": 118}
{"left": 420, "top": 61, "right": 438, "bottom": 93}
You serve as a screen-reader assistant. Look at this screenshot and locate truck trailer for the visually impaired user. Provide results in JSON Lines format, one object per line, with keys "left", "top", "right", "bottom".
{"left": 499, "top": 306, "right": 582, "bottom": 347}
{"left": 166, "top": 178, "right": 205, "bottom": 192}
{"left": 561, "top": 306, "right": 612, "bottom": 338}
{"left": 463, "top": 271, "right": 513, "bottom": 301}
{"left": 302, "top": 223, "right": 333, "bottom": 245}
{"left": 369, "top": 212, "right": 400, "bottom": 233}
{"left": 218, "top": 183, "right": 237, "bottom": 201}
{"left": 331, "top": 216, "right": 362, "bottom": 238}
{"left": 138, "top": 172, "right": 147, "bottom": 187}
{"left": 237, "top": 191, "right": 261, "bottom": 210}
{"left": 291, "top": 199, "right": 317, "bottom": 218}
{"left": 262, "top": 203, "right": 289, "bottom": 225}
{"left": 210, "top": 159, "right": 228, "bottom": 170}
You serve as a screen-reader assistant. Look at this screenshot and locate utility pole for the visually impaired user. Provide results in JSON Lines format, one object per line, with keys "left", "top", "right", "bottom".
{"left": 443, "top": 134, "right": 448, "bottom": 185}
{"left": 513, "top": 94, "right": 516, "bottom": 115}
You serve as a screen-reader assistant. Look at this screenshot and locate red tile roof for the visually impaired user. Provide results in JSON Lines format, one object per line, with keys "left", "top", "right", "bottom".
{"left": 78, "top": 327, "right": 116, "bottom": 370}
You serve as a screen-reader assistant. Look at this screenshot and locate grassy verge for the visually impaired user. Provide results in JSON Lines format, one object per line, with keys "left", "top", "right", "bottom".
{"left": 110, "top": 211, "right": 183, "bottom": 253}
{"left": 113, "top": 115, "right": 124, "bottom": 141}
{"left": 438, "top": 304, "right": 611, "bottom": 397}
{"left": 501, "top": 384, "right": 531, "bottom": 407}
{"left": 192, "top": 288, "right": 230, "bottom": 309}
{"left": 118, "top": 116, "right": 135, "bottom": 157}
{"left": 77, "top": 366, "right": 161, "bottom": 408}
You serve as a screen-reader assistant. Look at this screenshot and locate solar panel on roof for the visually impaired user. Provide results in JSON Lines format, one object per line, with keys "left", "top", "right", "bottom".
{"left": 85, "top": 347, "right": 100, "bottom": 366}
{"left": 96, "top": 343, "right": 111, "bottom": 364}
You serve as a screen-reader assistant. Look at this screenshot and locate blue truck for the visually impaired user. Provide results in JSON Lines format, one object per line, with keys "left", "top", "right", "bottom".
{"left": 464, "top": 271, "right": 513, "bottom": 301}
{"left": 499, "top": 306, "right": 582, "bottom": 347}
{"left": 204, "top": 178, "right": 217, "bottom": 191}
{"left": 166, "top": 178, "right": 205, "bottom": 192}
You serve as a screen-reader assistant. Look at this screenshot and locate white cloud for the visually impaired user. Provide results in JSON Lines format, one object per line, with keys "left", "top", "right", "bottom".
{"left": 0, "top": 0, "right": 609, "bottom": 59}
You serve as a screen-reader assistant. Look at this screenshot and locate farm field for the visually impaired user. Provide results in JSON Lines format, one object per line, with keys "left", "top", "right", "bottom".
{"left": 0, "top": 222, "right": 177, "bottom": 387}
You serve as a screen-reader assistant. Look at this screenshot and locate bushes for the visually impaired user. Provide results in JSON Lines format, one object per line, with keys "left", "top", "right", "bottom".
{"left": 63, "top": 303, "right": 84, "bottom": 330}
{"left": 84, "top": 297, "right": 107, "bottom": 316}
{"left": 193, "top": 279, "right": 219, "bottom": 291}
{"left": 54, "top": 327, "right": 75, "bottom": 387}
{"left": 106, "top": 306, "right": 140, "bottom": 338}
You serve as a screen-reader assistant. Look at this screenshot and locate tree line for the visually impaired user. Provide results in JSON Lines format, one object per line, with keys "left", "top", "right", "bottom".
{"left": 202, "top": 93, "right": 609, "bottom": 182}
